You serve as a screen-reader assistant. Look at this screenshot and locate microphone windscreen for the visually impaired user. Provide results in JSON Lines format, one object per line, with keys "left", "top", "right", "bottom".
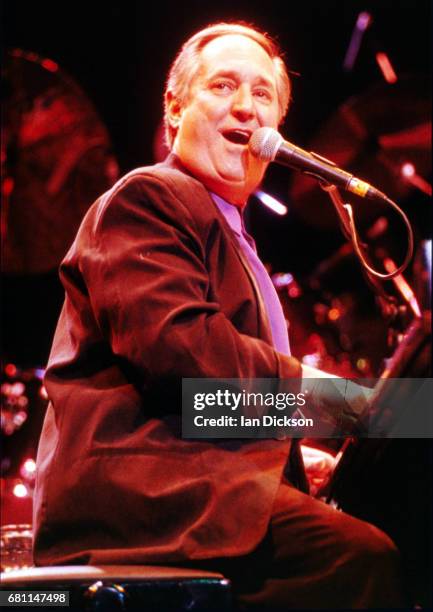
{"left": 249, "top": 127, "right": 282, "bottom": 161}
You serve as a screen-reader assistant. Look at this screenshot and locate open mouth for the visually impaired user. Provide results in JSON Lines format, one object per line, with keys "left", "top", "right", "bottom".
{"left": 221, "top": 129, "right": 252, "bottom": 145}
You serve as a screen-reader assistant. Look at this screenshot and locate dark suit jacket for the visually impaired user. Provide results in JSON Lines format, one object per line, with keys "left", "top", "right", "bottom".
{"left": 33, "top": 155, "right": 302, "bottom": 566}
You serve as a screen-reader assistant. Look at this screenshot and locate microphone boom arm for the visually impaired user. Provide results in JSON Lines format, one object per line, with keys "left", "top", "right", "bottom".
{"left": 318, "top": 181, "right": 414, "bottom": 282}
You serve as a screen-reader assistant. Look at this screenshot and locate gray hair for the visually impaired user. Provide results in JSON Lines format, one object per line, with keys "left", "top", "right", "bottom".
{"left": 164, "top": 22, "right": 291, "bottom": 148}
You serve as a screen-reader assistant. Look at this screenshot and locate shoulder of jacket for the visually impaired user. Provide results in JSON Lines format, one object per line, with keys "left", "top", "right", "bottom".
{"left": 101, "top": 163, "right": 209, "bottom": 211}
{"left": 86, "top": 162, "right": 216, "bottom": 233}
{"left": 116, "top": 163, "right": 206, "bottom": 196}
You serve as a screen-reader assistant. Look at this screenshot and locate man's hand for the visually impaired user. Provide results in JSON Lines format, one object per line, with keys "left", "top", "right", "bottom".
{"left": 300, "top": 444, "right": 337, "bottom": 497}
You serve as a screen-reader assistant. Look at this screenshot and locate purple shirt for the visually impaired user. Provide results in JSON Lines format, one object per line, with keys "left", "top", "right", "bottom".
{"left": 211, "top": 193, "right": 290, "bottom": 356}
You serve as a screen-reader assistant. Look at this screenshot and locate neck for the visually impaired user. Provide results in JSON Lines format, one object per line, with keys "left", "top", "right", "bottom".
{"left": 208, "top": 185, "right": 248, "bottom": 209}
{"left": 166, "top": 151, "right": 251, "bottom": 208}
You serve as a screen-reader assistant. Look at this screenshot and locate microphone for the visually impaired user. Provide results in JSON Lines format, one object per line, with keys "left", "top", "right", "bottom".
{"left": 249, "top": 127, "right": 390, "bottom": 204}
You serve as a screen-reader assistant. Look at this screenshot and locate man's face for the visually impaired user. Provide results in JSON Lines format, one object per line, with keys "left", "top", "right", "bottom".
{"left": 169, "top": 35, "right": 281, "bottom": 206}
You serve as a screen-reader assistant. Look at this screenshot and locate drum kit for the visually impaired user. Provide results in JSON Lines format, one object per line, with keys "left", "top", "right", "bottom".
{"left": 2, "top": 49, "right": 119, "bottom": 274}
{"left": 1, "top": 41, "right": 431, "bottom": 607}
{"left": 1, "top": 49, "right": 119, "bottom": 526}
{"left": 279, "top": 73, "right": 431, "bottom": 375}
{"left": 278, "top": 72, "right": 431, "bottom": 607}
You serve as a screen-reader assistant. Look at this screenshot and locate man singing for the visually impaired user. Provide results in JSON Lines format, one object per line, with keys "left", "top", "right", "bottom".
{"left": 34, "top": 23, "right": 404, "bottom": 609}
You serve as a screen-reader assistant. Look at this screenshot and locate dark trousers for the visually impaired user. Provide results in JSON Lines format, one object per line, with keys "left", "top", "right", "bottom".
{"left": 198, "top": 482, "right": 406, "bottom": 610}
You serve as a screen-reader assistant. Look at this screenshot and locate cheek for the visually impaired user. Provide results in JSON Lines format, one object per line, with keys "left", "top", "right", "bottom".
{"left": 258, "top": 100, "right": 280, "bottom": 127}
{"left": 264, "top": 108, "right": 280, "bottom": 128}
{"left": 192, "top": 95, "right": 230, "bottom": 130}
{"left": 181, "top": 106, "right": 213, "bottom": 143}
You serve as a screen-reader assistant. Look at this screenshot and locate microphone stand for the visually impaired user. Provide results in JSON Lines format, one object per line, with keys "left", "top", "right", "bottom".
{"left": 315, "top": 182, "right": 425, "bottom": 507}
{"left": 318, "top": 181, "right": 418, "bottom": 354}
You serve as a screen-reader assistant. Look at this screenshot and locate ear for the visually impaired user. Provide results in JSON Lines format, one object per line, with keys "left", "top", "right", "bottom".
{"left": 166, "top": 90, "right": 183, "bottom": 130}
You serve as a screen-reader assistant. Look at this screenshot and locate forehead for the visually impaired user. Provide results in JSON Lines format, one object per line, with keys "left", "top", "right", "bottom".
{"left": 197, "top": 34, "right": 277, "bottom": 84}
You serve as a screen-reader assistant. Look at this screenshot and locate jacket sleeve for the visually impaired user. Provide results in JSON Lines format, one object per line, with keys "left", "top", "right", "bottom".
{"left": 77, "top": 172, "right": 301, "bottom": 385}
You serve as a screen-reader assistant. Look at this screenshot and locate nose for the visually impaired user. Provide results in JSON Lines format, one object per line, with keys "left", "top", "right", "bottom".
{"left": 231, "top": 84, "right": 255, "bottom": 122}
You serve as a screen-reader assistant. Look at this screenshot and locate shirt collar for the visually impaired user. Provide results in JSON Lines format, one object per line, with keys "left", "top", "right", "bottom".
{"left": 210, "top": 192, "right": 244, "bottom": 237}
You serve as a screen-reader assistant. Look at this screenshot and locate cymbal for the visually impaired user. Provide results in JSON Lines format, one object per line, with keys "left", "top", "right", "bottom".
{"left": 288, "top": 77, "right": 431, "bottom": 230}
{"left": 2, "top": 49, "right": 119, "bottom": 274}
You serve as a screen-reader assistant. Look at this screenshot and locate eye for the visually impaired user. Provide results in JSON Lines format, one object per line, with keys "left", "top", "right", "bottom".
{"left": 210, "top": 80, "right": 235, "bottom": 94}
{"left": 254, "top": 89, "right": 272, "bottom": 102}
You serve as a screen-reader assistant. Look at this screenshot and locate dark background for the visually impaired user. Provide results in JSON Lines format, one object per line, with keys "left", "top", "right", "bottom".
{"left": 1, "top": 4, "right": 432, "bottom": 602}
{"left": 2, "top": 0, "right": 431, "bottom": 365}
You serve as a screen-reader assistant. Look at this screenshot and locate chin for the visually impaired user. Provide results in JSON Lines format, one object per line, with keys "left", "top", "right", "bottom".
{"left": 217, "top": 164, "right": 248, "bottom": 183}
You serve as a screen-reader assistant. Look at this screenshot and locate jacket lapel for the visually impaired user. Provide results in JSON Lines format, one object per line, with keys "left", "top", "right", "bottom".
{"left": 163, "top": 154, "right": 273, "bottom": 346}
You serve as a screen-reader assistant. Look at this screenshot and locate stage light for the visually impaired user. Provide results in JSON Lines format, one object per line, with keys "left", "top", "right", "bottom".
{"left": 5, "top": 364, "right": 17, "bottom": 378}
{"left": 401, "top": 163, "right": 415, "bottom": 178}
{"left": 302, "top": 353, "right": 321, "bottom": 368}
{"left": 400, "top": 163, "right": 432, "bottom": 196}
{"left": 39, "top": 385, "right": 49, "bottom": 400}
{"left": 21, "top": 459, "right": 37, "bottom": 478}
{"left": 328, "top": 308, "right": 340, "bottom": 321}
{"left": 343, "top": 11, "right": 372, "bottom": 71}
{"left": 254, "top": 190, "right": 288, "bottom": 215}
{"left": 288, "top": 285, "right": 301, "bottom": 298}
{"left": 356, "top": 358, "right": 368, "bottom": 372}
{"left": 272, "top": 273, "right": 294, "bottom": 288}
{"left": 375, "top": 52, "right": 397, "bottom": 84}
{"left": 41, "top": 58, "right": 58, "bottom": 72}
{"left": 13, "top": 483, "right": 28, "bottom": 498}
